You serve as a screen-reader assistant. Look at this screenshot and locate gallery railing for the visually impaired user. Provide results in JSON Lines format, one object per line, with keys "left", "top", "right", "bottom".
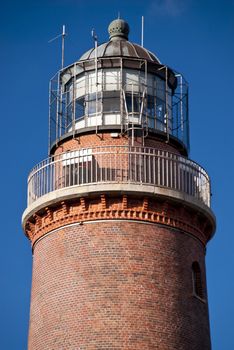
{"left": 27, "top": 146, "right": 210, "bottom": 207}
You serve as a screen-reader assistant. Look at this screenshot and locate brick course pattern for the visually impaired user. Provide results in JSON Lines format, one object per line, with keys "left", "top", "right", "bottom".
{"left": 24, "top": 133, "right": 213, "bottom": 349}
{"left": 24, "top": 195, "right": 213, "bottom": 247}
{"left": 53, "top": 133, "right": 181, "bottom": 156}
{"left": 28, "top": 221, "right": 211, "bottom": 350}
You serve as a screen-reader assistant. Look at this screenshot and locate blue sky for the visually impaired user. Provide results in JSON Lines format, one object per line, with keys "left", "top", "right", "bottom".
{"left": 1, "top": 0, "right": 233, "bottom": 348}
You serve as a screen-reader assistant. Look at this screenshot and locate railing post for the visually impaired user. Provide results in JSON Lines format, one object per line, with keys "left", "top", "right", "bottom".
{"left": 27, "top": 146, "right": 210, "bottom": 207}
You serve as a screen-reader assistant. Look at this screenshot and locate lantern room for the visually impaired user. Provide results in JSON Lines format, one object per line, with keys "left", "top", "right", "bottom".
{"left": 49, "top": 19, "right": 189, "bottom": 155}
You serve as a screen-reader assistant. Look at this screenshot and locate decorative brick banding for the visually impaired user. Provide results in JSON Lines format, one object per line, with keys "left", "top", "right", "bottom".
{"left": 24, "top": 194, "right": 213, "bottom": 247}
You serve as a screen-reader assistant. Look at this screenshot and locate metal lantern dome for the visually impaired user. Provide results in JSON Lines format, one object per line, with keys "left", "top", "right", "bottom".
{"left": 49, "top": 19, "right": 189, "bottom": 155}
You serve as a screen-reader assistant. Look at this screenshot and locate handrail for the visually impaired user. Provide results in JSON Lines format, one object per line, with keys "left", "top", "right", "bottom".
{"left": 27, "top": 146, "right": 210, "bottom": 207}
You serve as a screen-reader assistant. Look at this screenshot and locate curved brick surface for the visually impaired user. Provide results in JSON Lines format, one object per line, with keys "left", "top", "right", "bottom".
{"left": 24, "top": 194, "right": 214, "bottom": 246}
{"left": 29, "top": 221, "right": 211, "bottom": 350}
{"left": 53, "top": 133, "right": 181, "bottom": 156}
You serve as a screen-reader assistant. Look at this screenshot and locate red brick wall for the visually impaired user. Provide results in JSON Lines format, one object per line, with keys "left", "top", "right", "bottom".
{"left": 28, "top": 221, "right": 211, "bottom": 350}
{"left": 53, "top": 133, "right": 181, "bottom": 155}
{"left": 26, "top": 194, "right": 213, "bottom": 246}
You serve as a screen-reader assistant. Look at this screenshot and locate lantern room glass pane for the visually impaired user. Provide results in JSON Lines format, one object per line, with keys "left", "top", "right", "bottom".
{"left": 49, "top": 67, "right": 189, "bottom": 153}
{"left": 103, "top": 69, "right": 120, "bottom": 91}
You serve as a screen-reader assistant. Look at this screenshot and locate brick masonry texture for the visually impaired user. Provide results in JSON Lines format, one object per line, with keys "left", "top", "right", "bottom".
{"left": 25, "top": 194, "right": 213, "bottom": 247}
{"left": 28, "top": 221, "right": 211, "bottom": 350}
{"left": 53, "top": 133, "right": 181, "bottom": 156}
{"left": 25, "top": 131, "right": 214, "bottom": 349}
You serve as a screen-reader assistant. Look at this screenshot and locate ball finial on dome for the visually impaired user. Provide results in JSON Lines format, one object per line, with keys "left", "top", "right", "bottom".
{"left": 108, "top": 18, "right": 130, "bottom": 40}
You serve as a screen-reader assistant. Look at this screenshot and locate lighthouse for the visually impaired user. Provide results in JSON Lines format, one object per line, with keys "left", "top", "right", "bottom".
{"left": 22, "top": 19, "right": 216, "bottom": 350}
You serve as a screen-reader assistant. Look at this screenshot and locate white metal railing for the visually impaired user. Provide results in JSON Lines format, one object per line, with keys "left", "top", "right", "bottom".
{"left": 27, "top": 146, "right": 210, "bottom": 207}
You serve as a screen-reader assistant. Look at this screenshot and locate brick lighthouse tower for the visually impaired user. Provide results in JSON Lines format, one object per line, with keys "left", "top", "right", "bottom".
{"left": 22, "top": 18, "right": 216, "bottom": 350}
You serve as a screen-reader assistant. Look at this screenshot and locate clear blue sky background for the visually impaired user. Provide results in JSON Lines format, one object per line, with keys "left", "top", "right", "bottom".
{"left": 0, "top": 0, "right": 233, "bottom": 348}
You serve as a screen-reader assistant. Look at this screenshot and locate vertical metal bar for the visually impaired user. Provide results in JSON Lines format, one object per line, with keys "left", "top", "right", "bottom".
{"left": 110, "top": 146, "right": 112, "bottom": 181}
{"left": 140, "top": 150, "right": 142, "bottom": 183}
{"left": 66, "top": 152, "right": 68, "bottom": 187}
{"left": 162, "top": 151, "right": 165, "bottom": 186}
{"left": 128, "top": 146, "right": 130, "bottom": 182}
{"left": 165, "top": 67, "right": 169, "bottom": 142}
{"left": 56, "top": 72, "right": 60, "bottom": 145}
{"left": 42, "top": 166, "right": 43, "bottom": 196}
{"left": 177, "top": 157, "right": 180, "bottom": 191}
{"left": 59, "top": 156, "right": 61, "bottom": 189}
{"left": 148, "top": 150, "right": 151, "bottom": 184}
{"left": 42, "top": 164, "right": 44, "bottom": 196}
{"left": 36, "top": 169, "right": 38, "bottom": 199}
{"left": 85, "top": 71, "right": 88, "bottom": 127}
{"left": 188, "top": 162, "right": 190, "bottom": 196}
{"left": 72, "top": 63, "right": 76, "bottom": 138}
{"left": 173, "top": 155, "right": 176, "bottom": 190}
{"left": 59, "top": 73, "right": 63, "bottom": 138}
{"left": 157, "top": 150, "right": 160, "bottom": 186}
{"left": 155, "top": 76, "right": 157, "bottom": 130}
{"left": 40, "top": 168, "right": 42, "bottom": 197}
{"left": 114, "top": 146, "right": 116, "bottom": 182}
{"left": 176, "top": 96, "right": 179, "bottom": 139}
{"left": 100, "top": 150, "right": 102, "bottom": 182}
{"left": 141, "top": 16, "right": 144, "bottom": 47}
{"left": 77, "top": 153, "right": 79, "bottom": 185}
{"left": 55, "top": 156, "right": 57, "bottom": 191}
{"left": 50, "top": 159, "right": 52, "bottom": 192}
{"left": 144, "top": 60, "right": 148, "bottom": 142}
{"left": 86, "top": 151, "right": 88, "bottom": 184}
{"left": 190, "top": 164, "right": 193, "bottom": 197}
{"left": 48, "top": 79, "right": 52, "bottom": 155}
{"left": 143, "top": 151, "right": 146, "bottom": 183}
{"left": 41, "top": 167, "right": 43, "bottom": 196}
{"left": 45, "top": 164, "right": 47, "bottom": 195}
{"left": 181, "top": 160, "right": 184, "bottom": 194}
{"left": 53, "top": 158, "right": 55, "bottom": 192}
{"left": 91, "top": 149, "right": 93, "bottom": 183}
{"left": 105, "top": 149, "right": 107, "bottom": 182}
{"left": 101, "top": 67, "right": 103, "bottom": 126}
{"left": 186, "top": 85, "right": 190, "bottom": 152}
{"left": 120, "top": 58, "right": 123, "bottom": 133}
{"left": 131, "top": 83, "right": 134, "bottom": 146}
{"left": 96, "top": 148, "right": 98, "bottom": 183}
{"left": 61, "top": 25, "right": 66, "bottom": 69}
{"left": 166, "top": 152, "right": 169, "bottom": 188}
{"left": 67, "top": 154, "right": 70, "bottom": 186}
{"left": 180, "top": 74, "right": 183, "bottom": 134}
{"left": 95, "top": 38, "right": 98, "bottom": 134}
{"left": 169, "top": 154, "right": 172, "bottom": 188}
{"left": 73, "top": 153, "right": 76, "bottom": 186}
{"left": 135, "top": 147, "right": 137, "bottom": 182}
{"left": 44, "top": 165, "right": 46, "bottom": 195}
{"left": 37, "top": 169, "right": 38, "bottom": 200}
{"left": 81, "top": 151, "right": 84, "bottom": 185}
{"left": 46, "top": 162, "right": 48, "bottom": 195}
{"left": 38, "top": 169, "right": 40, "bottom": 198}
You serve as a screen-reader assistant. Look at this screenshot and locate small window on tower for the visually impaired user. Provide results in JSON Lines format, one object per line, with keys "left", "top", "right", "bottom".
{"left": 192, "top": 262, "right": 205, "bottom": 301}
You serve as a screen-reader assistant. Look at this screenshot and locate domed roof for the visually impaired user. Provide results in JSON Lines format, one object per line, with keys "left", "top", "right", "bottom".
{"left": 79, "top": 18, "right": 161, "bottom": 64}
